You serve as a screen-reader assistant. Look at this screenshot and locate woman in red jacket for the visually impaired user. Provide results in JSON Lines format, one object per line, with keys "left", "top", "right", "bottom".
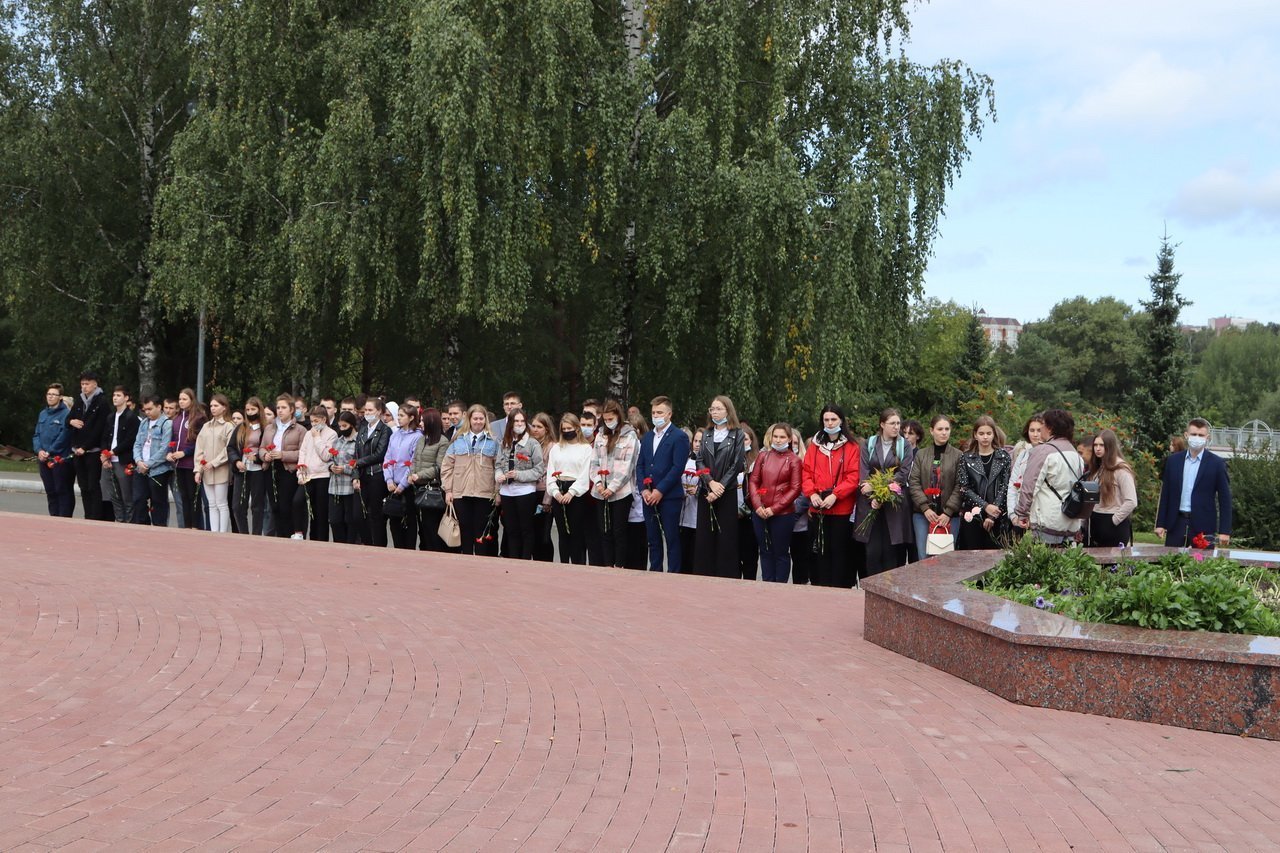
{"left": 747, "top": 423, "right": 803, "bottom": 582}
{"left": 801, "top": 404, "right": 861, "bottom": 588}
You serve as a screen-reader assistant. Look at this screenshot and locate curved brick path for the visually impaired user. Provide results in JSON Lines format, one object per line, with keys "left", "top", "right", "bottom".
{"left": 2, "top": 514, "right": 1279, "bottom": 851}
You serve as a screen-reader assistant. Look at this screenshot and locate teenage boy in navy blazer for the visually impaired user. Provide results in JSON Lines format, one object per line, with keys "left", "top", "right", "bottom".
{"left": 1155, "top": 417, "right": 1232, "bottom": 548}
{"left": 638, "top": 396, "right": 692, "bottom": 571}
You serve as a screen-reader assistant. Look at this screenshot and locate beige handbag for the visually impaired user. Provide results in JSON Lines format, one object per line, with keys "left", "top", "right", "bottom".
{"left": 437, "top": 504, "right": 462, "bottom": 548}
{"left": 925, "top": 520, "right": 954, "bottom": 556}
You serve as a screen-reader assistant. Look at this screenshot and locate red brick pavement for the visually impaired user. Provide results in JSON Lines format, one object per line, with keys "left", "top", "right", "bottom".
{"left": 2, "top": 512, "right": 1279, "bottom": 851}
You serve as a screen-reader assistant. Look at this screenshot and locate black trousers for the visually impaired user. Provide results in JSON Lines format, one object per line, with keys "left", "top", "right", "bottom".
{"left": 500, "top": 492, "right": 539, "bottom": 559}
{"left": 271, "top": 466, "right": 306, "bottom": 537}
{"left": 455, "top": 496, "right": 497, "bottom": 556}
{"left": 144, "top": 470, "right": 172, "bottom": 527}
{"left": 811, "top": 515, "right": 853, "bottom": 588}
{"left": 73, "top": 453, "right": 106, "bottom": 520}
{"left": 175, "top": 467, "right": 200, "bottom": 529}
{"left": 229, "top": 470, "right": 246, "bottom": 533}
{"left": 305, "top": 478, "right": 330, "bottom": 541}
{"left": 553, "top": 496, "right": 590, "bottom": 564}
{"left": 862, "top": 511, "right": 906, "bottom": 577}
{"left": 388, "top": 489, "right": 417, "bottom": 549}
{"left": 737, "top": 514, "right": 758, "bottom": 580}
{"left": 359, "top": 473, "right": 388, "bottom": 547}
{"left": 245, "top": 469, "right": 270, "bottom": 535}
{"left": 585, "top": 497, "right": 606, "bottom": 566}
{"left": 418, "top": 505, "right": 449, "bottom": 551}
{"left": 679, "top": 525, "right": 697, "bottom": 573}
{"left": 534, "top": 499, "right": 555, "bottom": 562}
{"left": 1089, "top": 512, "right": 1132, "bottom": 547}
{"left": 596, "top": 497, "right": 631, "bottom": 567}
{"left": 330, "top": 493, "right": 363, "bottom": 544}
{"left": 625, "top": 521, "right": 648, "bottom": 569}
{"left": 40, "top": 460, "right": 77, "bottom": 517}
{"left": 790, "top": 527, "right": 813, "bottom": 584}
{"left": 694, "top": 496, "right": 739, "bottom": 578}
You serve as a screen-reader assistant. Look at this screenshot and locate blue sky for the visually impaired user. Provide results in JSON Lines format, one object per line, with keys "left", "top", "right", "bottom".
{"left": 901, "top": 0, "right": 1280, "bottom": 326}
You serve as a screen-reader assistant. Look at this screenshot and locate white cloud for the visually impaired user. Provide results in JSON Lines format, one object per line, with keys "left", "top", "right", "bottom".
{"left": 1169, "top": 166, "right": 1280, "bottom": 226}
{"left": 1054, "top": 52, "right": 1209, "bottom": 129}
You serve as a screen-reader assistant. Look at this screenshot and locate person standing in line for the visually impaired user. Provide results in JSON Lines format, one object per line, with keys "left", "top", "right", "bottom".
{"left": 590, "top": 400, "right": 639, "bottom": 569}
{"left": 161, "top": 398, "right": 185, "bottom": 528}
{"left": 489, "top": 391, "right": 522, "bottom": 441}
{"left": 1012, "top": 408, "right": 1085, "bottom": 545}
{"left": 494, "top": 409, "right": 546, "bottom": 560}
{"left": 1005, "top": 414, "right": 1045, "bottom": 528}
{"left": 693, "top": 396, "right": 747, "bottom": 578}
{"left": 298, "top": 405, "right": 337, "bottom": 541}
{"left": 194, "top": 394, "right": 236, "bottom": 533}
{"left": 355, "top": 397, "right": 393, "bottom": 547}
{"left": 578, "top": 409, "right": 605, "bottom": 565}
{"left": 747, "top": 422, "right": 802, "bottom": 583}
{"left": 34, "top": 383, "right": 77, "bottom": 518}
{"left": 907, "top": 415, "right": 964, "bottom": 561}
{"left": 167, "top": 388, "right": 206, "bottom": 529}
{"left": 529, "top": 412, "right": 558, "bottom": 562}
{"left": 327, "top": 411, "right": 363, "bottom": 545}
{"left": 256, "top": 402, "right": 278, "bottom": 536}
{"left": 854, "top": 408, "right": 913, "bottom": 577}
{"left": 262, "top": 394, "right": 307, "bottom": 539}
{"left": 68, "top": 370, "right": 110, "bottom": 520}
{"left": 444, "top": 400, "right": 466, "bottom": 441}
{"left": 736, "top": 424, "right": 761, "bottom": 581}
{"left": 624, "top": 412, "right": 651, "bottom": 569}
{"left": 788, "top": 428, "right": 814, "bottom": 584}
{"left": 801, "top": 404, "right": 862, "bottom": 588}
{"left": 547, "top": 413, "right": 594, "bottom": 565}
{"left": 442, "top": 403, "right": 500, "bottom": 556}
{"left": 677, "top": 429, "right": 701, "bottom": 573}
{"left": 1087, "top": 429, "right": 1137, "bottom": 547}
{"left": 637, "top": 396, "right": 692, "bottom": 572}
{"left": 409, "top": 407, "right": 450, "bottom": 552}
{"left": 132, "top": 396, "right": 174, "bottom": 527}
{"left": 1155, "top": 417, "right": 1232, "bottom": 548}
{"left": 229, "top": 399, "right": 265, "bottom": 535}
{"left": 955, "top": 415, "right": 1012, "bottom": 551}
{"left": 384, "top": 403, "right": 422, "bottom": 549}
{"left": 99, "top": 385, "right": 139, "bottom": 524}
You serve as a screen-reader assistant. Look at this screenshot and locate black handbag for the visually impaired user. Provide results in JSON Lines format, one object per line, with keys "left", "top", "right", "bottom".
{"left": 382, "top": 492, "right": 407, "bottom": 518}
{"left": 414, "top": 483, "right": 445, "bottom": 511}
{"left": 1047, "top": 446, "right": 1100, "bottom": 519}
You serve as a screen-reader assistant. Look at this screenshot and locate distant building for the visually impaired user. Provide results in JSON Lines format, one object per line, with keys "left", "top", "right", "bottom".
{"left": 977, "top": 311, "right": 1022, "bottom": 349}
{"left": 1208, "top": 316, "right": 1258, "bottom": 332}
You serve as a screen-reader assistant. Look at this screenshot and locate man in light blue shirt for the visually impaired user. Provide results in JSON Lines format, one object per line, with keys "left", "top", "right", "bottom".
{"left": 1156, "top": 417, "right": 1232, "bottom": 548}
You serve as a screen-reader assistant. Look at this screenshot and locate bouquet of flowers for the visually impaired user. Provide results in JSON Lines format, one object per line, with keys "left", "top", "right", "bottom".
{"left": 854, "top": 466, "right": 903, "bottom": 537}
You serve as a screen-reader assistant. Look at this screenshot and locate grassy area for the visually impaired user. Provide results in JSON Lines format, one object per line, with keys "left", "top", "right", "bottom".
{"left": 0, "top": 458, "right": 38, "bottom": 474}
{"left": 1132, "top": 530, "right": 1162, "bottom": 545}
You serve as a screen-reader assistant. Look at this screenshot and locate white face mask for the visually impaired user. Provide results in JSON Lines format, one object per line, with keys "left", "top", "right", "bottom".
{"left": 1187, "top": 435, "right": 1208, "bottom": 451}
{"left": 513, "top": 424, "right": 526, "bottom": 435}
{"left": 604, "top": 418, "right": 618, "bottom": 430}
{"left": 365, "top": 413, "right": 378, "bottom": 424}
{"left": 772, "top": 441, "right": 790, "bottom": 451}
{"left": 743, "top": 442, "right": 752, "bottom": 452}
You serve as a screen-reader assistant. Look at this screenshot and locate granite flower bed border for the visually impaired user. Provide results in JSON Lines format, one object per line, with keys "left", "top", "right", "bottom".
{"left": 861, "top": 546, "right": 1280, "bottom": 740}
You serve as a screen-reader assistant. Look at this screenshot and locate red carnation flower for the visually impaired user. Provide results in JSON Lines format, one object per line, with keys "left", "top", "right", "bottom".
{"left": 484, "top": 534, "right": 495, "bottom": 541}
{"left": 551, "top": 470, "right": 563, "bottom": 478}
{"left": 125, "top": 464, "right": 135, "bottom": 476}
{"left": 403, "top": 460, "right": 412, "bottom": 467}
{"left": 328, "top": 448, "right": 338, "bottom": 457}
{"left": 199, "top": 459, "right": 208, "bottom": 467}
{"left": 516, "top": 453, "right": 530, "bottom": 462}
{"left": 168, "top": 442, "right": 176, "bottom": 449}
{"left": 1191, "top": 532, "right": 1211, "bottom": 550}
{"left": 643, "top": 477, "right": 653, "bottom": 487}
{"left": 264, "top": 444, "right": 276, "bottom": 452}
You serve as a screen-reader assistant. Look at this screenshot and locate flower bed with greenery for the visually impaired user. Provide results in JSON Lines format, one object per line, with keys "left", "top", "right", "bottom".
{"left": 968, "top": 538, "right": 1280, "bottom": 636}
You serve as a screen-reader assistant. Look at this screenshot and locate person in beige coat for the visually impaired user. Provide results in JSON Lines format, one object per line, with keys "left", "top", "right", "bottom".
{"left": 298, "top": 406, "right": 337, "bottom": 542}
{"left": 442, "top": 404, "right": 499, "bottom": 556}
{"left": 194, "top": 394, "right": 237, "bottom": 533}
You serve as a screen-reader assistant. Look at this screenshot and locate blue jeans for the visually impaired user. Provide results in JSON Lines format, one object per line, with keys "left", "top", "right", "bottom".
{"left": 644, "top": 499, "right": 684, "bottom": 571}
{"left": 752, "top": 513, "right": 797, "bottom": 582}
{"left": 912, "top": 513, "right": 959, "bottom": 561}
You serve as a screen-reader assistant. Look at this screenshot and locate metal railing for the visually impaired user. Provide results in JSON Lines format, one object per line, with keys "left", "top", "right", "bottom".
{"left": 1210, "top": 419, "right": 1276, "bottom": 453}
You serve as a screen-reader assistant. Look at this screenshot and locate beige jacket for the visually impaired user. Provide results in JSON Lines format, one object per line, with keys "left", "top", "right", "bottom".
{"left": 441, "top": 431, "right": 498, "bottom": 500}
{"left": 1015, "top": 438, "right": 1084, "bottom": 536}
{"left": 298, "top": 425, "right": 337, "bottom": 480}
{"left": 194, "top": 419, "right": 236, "bottom": 486}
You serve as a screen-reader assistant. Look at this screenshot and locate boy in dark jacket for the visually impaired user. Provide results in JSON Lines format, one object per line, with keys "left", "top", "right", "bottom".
{"left": 68, "top": 370, "right": 111, "bottom": 520}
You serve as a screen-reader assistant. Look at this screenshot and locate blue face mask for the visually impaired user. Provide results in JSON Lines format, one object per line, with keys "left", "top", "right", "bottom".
{"left": 583, "top": 426, "right": 595, "bottom": 439}
{"left": 712, "top": 417, "right": 728, "bottom": 426}
{"left": 652, "top": 416, "right": 666, "bottom": 429}
{"left": 823, "top": 425, "right": 841, "bottom": 435}
{"left": 771, "top": 441, "right": 790, "bottom": 452}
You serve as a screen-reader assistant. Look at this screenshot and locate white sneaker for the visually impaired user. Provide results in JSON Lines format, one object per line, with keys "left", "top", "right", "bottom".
{"left": 290, "top": 533, "right": 304, "bottom": 540}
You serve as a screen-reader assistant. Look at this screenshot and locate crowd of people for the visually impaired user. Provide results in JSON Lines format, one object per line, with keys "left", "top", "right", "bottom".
{"left": 30, "top": 372, "right": 1234, "bottom": 585}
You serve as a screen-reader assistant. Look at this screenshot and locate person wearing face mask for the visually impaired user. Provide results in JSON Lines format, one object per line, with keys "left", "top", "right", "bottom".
{"left": 408, "top": 408, "right": 451, "bottom": 551}
{"left": 443, "top": 403, "right": 500, "bottom": 555}
{"left": 854, "top": 408, "right": 913, "bottom": 576}
{"left": 231, "top": 396, "right": 269, "bottom": 535}
{"left": 384, "top": 403, "right": 423, "bottom": 549}
{"left": 194, "top": 394, "right": 237, "bottom": 533}
{"left": 693, "top": 395, "right": 747, "bottom": 578}
{"left": 326, "top": 411, "right": 363, "bottom": 544}
{"left": 1155, "top": 417, "right": 1232, "bottom": 548}
{"left": 355, "top": 397, "right": 393, "bottom": 546}
{"left": 493, "top": 409, "right": 546, "bottom": 560}
{"left": 298, "top": 405, "right": 338, "bottom": 542}
{"left": 679, "top": 428, "right": 701, "bottom": 572}
{"left": 1005, "top": 414, "right": 1045, "bottom": 526}
{"left": 746, "top": 423, "right": 802, "bottom": 582}
{"left": 546, "top": 413, "right": 593, "bottom": 564}
{"left": 577, "top": 410, "right": 605, "bottom": 564}
{"left": 801, "top": 404, "right": 862, "bottom": 587}
{"left": 907, "top": 414, "right": 964, "bottom": 561}
{"left": 260, "top": 394, "right": 308, "bottom": 539}
{"left": 590, "top": 400, "right": 639, "bottom": 569}
{"left": 636, "top": 396, "right": 692, "bottom": 572}
{"left": 1012, "top": 408, "right": 1085, "bottom": 545}
{"left": 736, "top": 423, "right": 761, "bottom": 581}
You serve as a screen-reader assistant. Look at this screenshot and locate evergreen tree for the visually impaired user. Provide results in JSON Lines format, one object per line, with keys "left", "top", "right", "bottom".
{"left": 1129, "top": 234, "right": 1192, "bottom": 454}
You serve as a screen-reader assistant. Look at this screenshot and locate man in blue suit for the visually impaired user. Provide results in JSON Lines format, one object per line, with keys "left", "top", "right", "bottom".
{"left": 1155, "top": 417, "right": 1232, "bottom": 548}
{"left": 637, "top": 396, "right": 691, "bottom": 571}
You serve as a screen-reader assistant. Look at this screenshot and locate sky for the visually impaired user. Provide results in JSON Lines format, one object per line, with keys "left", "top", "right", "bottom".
{"left": 900, "top": 0, "right": 1280, "bottom": 327}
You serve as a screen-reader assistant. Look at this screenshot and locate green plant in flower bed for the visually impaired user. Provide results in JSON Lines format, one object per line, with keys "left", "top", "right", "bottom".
{"left": 968, "top": 537, "right": 1280, "bottom": 637}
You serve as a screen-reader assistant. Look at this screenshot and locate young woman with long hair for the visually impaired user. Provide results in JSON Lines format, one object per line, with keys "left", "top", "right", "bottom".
{"left": 1088, "top": 428, "right": 1137, "bottom": 546}
{"left": 694, "top": 395, "right": 746, "bottom": 578}
{"left": 328, "top": 411, "right": 362, "bottom": 544}
{"left": 194, "top": 393, "right": 236, "bottom": 533}
{"left": 384, "top": 403, "right": 423, "bottom": 549}
{"left": 442, "top": 403, "right": 500, "bottom": 556}
{"left": 907, "top": 415, "right": 964, "bottom": 561}
{"left": 529, "top": 411, "right": 558, "bottom": 562}
{"left": 1006, "top": 414, "right": 1045, "bottom": 522}
{"left": 493, "top": 409, "right": 546, "bottom": 560}
{"left": 956, "top": 415, "right": 1012, "bottom": 551}
{"left": 230, "top": 398, "right": 266, "bottom": 534}
{"left": 297, "top": 405, "right": 337, "bottom": 541}
{"left": 736, "top": 423, "right": 760, "bottom": 581}
{"left": 168, "top": 387, "right": 206, "bottom": 528}
{"left": 788, "top": 428, "right": 814, "bottom": 584}
{"left": 624, "top": 411, "right": 650, "bottom": 570}
{"left": 261, "top": 394, "right": 307, "bottom": 539}
{"left": 801, "top": 404, "right": 862, "bottom": 587}
{"left": 410, "top": 407, "right": 451, "bottom": 551}
{"left": 747, "top": 422, "right": 802, "bottom": 582}
{"left": 590, "top": 399, "right": 639, "bottom": 569}
{"left": 546, "top": 412, "right": 593, "bottom": 564}
{"left": 678, "top": 428, "right": 701, "bottom": 573}
{"left": 854, "top": 408, "right": 913, "bottom": 576}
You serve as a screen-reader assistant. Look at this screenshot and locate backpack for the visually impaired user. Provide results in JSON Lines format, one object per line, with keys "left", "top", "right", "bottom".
{"left": 1045, "top": 444, "right": 1100, "bottom": 519}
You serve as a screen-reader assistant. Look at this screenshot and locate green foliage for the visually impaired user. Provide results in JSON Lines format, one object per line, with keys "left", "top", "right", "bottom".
{"left": 971, "top": 540, "right": 1280, "bottom": 637}
{"left": 1228, "top": 447, "right": 1280, "bottom": 551}
{"left": 1128, "top": 236, "right": 1192, "bottom": 455}
{"left": 1191, "top": 325, "right": 1280, "bottom": 425}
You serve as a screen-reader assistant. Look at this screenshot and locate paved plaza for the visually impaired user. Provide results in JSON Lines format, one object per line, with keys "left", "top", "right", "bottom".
{"left": 2, "top": 512, "right": 1279, "bottom": 851}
